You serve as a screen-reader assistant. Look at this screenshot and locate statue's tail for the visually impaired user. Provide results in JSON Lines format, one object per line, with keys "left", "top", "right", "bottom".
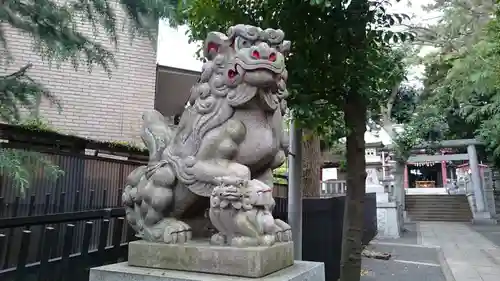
{"left": 140, "top": 110, "right": 177, "bottom": 163}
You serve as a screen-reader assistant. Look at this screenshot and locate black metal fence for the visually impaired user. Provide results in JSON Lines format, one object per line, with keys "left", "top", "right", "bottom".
{"left": 0, "top": 151, "right": 141, "bottom": 218}
{"left": 273, "top": 194, "right": 377, "bottom": 281}
{"left": 0, "top": 207, "right": 133, "bottom": 281}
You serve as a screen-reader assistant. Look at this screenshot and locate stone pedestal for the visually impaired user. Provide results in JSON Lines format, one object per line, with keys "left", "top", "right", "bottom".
{"left": 90, "top": 261, "right": 325, "bottom": 281}
{"left": 467, "top": 193, "right": 496, "bottom": 224}
{"left": 128, "top": 240, "right": 293, "bottom": 278}
{"left": 366, "top": 168, "right": 401, "bottom": 239}
{"left": 375, "top": 201, "right": 401, "bottom": 239}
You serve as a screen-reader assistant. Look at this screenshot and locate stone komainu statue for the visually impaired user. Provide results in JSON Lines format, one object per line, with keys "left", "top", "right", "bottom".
{"left": 122, "top": 24, "right": 292, "bottom": 246}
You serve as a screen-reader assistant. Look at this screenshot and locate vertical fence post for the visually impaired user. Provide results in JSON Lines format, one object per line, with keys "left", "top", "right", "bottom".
{"left": 58, "top": 192, "right": 66, "bottom": 213}
{"left": 3, "top": 196, "right": 20, "bottom": 269}
{"left": 0, "top": 233, "right": 5, "bottom": 269}
{"left": 59, "top": 224, "right": 75, "bottom": 281}
{"left": 88, "top": 190, "right": 95, "bottom": 210}
{"left": 112, "top": 217, "right": 125, "bottom": 261}
{"left": 25, "top": 195, "right": 36, "bottom": 230}
{"left": 36, "top": 194, "right": 52, "bottom": 262}
{"left": 73, "top": 190, "right": 80, "bottom": 211}
{"left": 43, "top": 194, "right": 51, "bottom": 215}
{"left": 101, "top": 189, "right": 107, "bottom": 208}
{"left": 15, "top": 230, "right": 32, "bottom": 281}
{"left": 80, "top": 221, "right": 93, "bottom": 281}
{"left": 98, "top": 219, "right": 110, "bottom": 265}
{"left": 117, "top": 188, "right": 123, "bottom": 207}
{"left": 0, "top": 197, "right": 4, "bottom": 217}
{"left": 38, "top": 227, "right": 56, "bottom": 281}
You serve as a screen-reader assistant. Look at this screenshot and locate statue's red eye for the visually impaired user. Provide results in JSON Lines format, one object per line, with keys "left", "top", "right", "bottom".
{"left": 268, "top": 53, "right": 276, "bottom": 62}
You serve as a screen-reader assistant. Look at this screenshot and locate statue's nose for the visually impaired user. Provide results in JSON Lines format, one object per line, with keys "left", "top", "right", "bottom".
{"left": 250, "top": 43, "right": 277, "bottom": 62}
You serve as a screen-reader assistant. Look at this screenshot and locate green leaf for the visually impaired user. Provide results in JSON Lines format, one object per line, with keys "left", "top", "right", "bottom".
{"left": 383, "top": 31, "right": 394, "bottom": 43}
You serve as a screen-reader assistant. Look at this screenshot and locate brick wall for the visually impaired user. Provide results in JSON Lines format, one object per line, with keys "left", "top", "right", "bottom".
{"left": 0, "top": 4, "right": 156, "bottom": 144}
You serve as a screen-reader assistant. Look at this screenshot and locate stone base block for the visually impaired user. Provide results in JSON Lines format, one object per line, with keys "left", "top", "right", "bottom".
{"left": 90, "top": 261, "right": 325, "bottom": 281}
{"left": 128, "top": 240, "right": 294, "bottom": 278}
{"left": 375, "top": 202, "right": 401, "bottom": 239}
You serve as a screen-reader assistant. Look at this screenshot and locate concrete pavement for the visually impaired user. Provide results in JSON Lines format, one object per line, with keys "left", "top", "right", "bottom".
{"left": 361, "top": 242, "right": 446, "bottom": 281}
{"left": 362, "top": 222, "right": 500, "bottom": 280}
{"left": 417, "top": 222, "right": 500, "bottom": 281}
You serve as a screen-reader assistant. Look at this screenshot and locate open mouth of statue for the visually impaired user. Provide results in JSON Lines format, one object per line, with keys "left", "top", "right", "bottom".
{"left": 220, "top": 189, "right": 243, "bottom": 200}
{"left": 229, "top": 63, "right": 281, "bottom": 89}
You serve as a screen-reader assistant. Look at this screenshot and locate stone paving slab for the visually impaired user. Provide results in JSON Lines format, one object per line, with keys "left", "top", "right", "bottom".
{"left": 470, "top": 224, "right": 500, "bottom": 247}
{"left": 417, "top": 222, "right": 500, "bottom": 281}
{"left": 361, "top": 256, "right": 446, "bottom": 281}
{"left": 367, "top": 244, "right": 441, "bottom": 265}
{"left": 362, "top": 237, "right": 446, "bottom": 281}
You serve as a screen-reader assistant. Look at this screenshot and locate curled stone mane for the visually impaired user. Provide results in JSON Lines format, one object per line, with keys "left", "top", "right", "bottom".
{"left": 174, "top": 57, "right": 236, "bottom": 158}
{"left": 175, "top": 40, "right": 289, "bottom": 159}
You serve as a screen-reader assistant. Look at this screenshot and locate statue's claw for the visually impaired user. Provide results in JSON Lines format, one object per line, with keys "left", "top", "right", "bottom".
{"left": 163, "top": 219, "right": 192, "bottom": 243}
{"left": 230, "top": 236, "right": 259, "bottom": 247}
{"left": 210, "top": 233, "right": 227, "bottom": 245}
{"left": 274, "top": 219, "right": 292, "bottom": 242}
{"left": 258, "top": 234, "right": 276, "bottom": 246}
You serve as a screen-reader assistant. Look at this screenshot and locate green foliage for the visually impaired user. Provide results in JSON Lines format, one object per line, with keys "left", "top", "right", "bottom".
{"left": 0, "top": 63, "right": 60, "bottom": 123}
{"left": 107, "top": 140, "right": 146, "bottom": 152}
{"left": 397, "top": 0, "right": 500, "bottom": 164}
{"left": 398, "top": 0, "right": 500, "bottom": 161}
{"left": 177, "top": 0, "right": 413, "bottom": 140}
{"left": 18, "top": 116, "right": 56, "bottom": 132}
{"left": 0, "top": 149, "right": 64, "bottom": 196}
{"left": 272, "top": 163, "right": 288, "bottom": 185}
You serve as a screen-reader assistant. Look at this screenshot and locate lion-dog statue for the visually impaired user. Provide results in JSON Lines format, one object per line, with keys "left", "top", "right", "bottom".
{"left": 122, "top": 24, "right": 292, "bottom": 246}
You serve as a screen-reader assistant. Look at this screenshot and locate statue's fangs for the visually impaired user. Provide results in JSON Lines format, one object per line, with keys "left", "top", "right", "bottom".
{"left": 122, "top": 24, "right": 292, "bottom": 247}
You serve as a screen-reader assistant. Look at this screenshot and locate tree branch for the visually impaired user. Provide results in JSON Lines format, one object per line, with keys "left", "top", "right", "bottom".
{"left": 0, "top": 63, "right": 33, "bottom": 79}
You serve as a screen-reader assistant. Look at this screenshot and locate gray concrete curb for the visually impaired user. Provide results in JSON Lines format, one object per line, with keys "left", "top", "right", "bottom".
{"left": 437, "top": 247, "right": 456, "bottom": 281}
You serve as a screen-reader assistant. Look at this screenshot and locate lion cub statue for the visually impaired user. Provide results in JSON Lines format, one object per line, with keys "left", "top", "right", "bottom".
{"left": 209, "top": 176, "right": 292, "bottom": 247}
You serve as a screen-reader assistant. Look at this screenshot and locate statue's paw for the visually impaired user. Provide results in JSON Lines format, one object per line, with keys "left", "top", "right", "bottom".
{"left": 163, "top": 219, "right": 192, "bottom": 244}
{"left": 230, "top": 236, "right": 259, "bottom": 247}
{"left": 210, "top": 233, "right": 227, "bottom": 246}
{"left": 258, "top": 234, "right": 276, "bottom": 246}
{"left": 274, "top": 219, "right": 292, "bottom": 242}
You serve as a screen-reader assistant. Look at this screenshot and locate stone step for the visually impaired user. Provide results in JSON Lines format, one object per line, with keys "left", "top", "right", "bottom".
{"left": 405, "top": 203, "right": 470, "bottom": 207}
{"left": 408, "top": 217, "right": 471, "bottom": 222}
{"left": 405, "top": 194, "right": 472, "bottom": 222}
{"left": 405, "top": 197, "right": 469, "bottom": 201}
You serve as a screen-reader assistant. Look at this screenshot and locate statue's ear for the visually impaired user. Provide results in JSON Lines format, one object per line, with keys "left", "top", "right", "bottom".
{"left": 278, "top": 40, "right": 291, "bottom": 56}
{"left": 203, "top": 31, "right": 230, "bottom": 60}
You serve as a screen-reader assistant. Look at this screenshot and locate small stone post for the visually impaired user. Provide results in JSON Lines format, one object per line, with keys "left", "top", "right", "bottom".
{"left": 467, "top": 144, "right": 486, "bottom": 213}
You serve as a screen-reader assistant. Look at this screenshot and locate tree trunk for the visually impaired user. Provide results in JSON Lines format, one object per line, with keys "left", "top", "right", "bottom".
{"left": 301, "top": 129, "right": 321, "bottom": 197}
{"left": 339, "top": 95, "right": 367, "bottom": 281}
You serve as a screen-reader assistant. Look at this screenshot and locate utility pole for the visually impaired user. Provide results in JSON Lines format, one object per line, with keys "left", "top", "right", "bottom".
{"left": 288, "top": 118, "right": 303, "bottom": 260}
